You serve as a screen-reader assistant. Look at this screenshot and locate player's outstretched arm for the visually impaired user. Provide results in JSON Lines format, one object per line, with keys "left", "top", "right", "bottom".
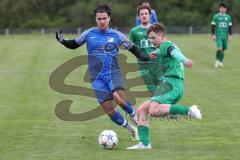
{"left": 56, "top": 30, "right": 80, "bottom": 49}
{"left": 168, "top": 46, "right": 193, "bottom": 68}
{"left": 128, "top": 45, "right": 150, "bottom": 61}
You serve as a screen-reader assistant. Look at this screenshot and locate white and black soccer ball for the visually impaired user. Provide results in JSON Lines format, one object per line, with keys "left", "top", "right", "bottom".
{"left": 98, "top": 130, "right": 118, "bottom": 149}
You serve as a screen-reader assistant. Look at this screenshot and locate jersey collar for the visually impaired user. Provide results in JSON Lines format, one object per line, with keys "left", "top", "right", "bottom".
{"left": 218, "top": 13, "right": 226, "bottom": 16}
{"left": 140, "top": 23, "right": 151, "bottom": 28}
{"left": 98, "top": 27, "right": 110, "bottom": 32}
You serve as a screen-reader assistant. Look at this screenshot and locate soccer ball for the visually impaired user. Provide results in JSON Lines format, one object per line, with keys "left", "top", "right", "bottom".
{"left": 98, "top": 130, "right": 118, "bottom": 149}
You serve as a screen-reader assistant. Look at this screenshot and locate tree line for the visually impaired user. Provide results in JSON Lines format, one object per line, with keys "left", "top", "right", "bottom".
{"left": 0, "top": 0, "right": 239, "bottom": 28}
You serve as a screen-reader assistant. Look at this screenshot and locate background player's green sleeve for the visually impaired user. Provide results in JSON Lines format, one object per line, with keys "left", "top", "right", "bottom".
{"left": 211, "top": 15, "right": 216, "bottom": 25}
{"left": 129, "top": 29, "right": 135, "bottom": 42}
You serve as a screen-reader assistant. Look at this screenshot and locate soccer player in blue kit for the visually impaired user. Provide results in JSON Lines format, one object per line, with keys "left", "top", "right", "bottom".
{"left": 56, "top": 4, "right": 155, "bottom": 140}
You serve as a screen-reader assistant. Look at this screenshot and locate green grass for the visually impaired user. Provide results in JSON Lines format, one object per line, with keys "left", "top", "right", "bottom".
{"left": 0, "top": 34, "right": 239, "bottom": 160}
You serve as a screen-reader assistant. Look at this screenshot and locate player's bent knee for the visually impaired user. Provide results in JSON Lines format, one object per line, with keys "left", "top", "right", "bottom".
{"left": 148, "top": 106, "right": 158, "bottom": 117}
{"left": 118, "top": 100, "right": 127, "bottom": 107}
{"left": 136, "top": 107, "right": 145, "bottom": 114}
{"left": 101, "top": 105, "right": 115, "bottom": 116}
{"left": 137, "top": 101, "right": 150, "bottom": 113}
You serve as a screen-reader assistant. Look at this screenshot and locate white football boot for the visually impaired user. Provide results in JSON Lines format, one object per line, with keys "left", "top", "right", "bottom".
{"left": 126, "top": 142, "right": 152, "bottom": 150}
{"left": 214, "top": 60, "right": 219, "bottom": 68}
{"left": 218, "top": 62, "right": 224, "bottom": 67}
{"left": 188, "top": 105, "right": 202, "bottom": 120}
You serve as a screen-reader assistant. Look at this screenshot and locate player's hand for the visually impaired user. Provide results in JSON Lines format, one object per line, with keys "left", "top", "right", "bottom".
{"left": 56, "top": 30, "right": 64, "bottom": 43}
{"left": 211, "top": 35, "right": 216, "bottom": 41}
{"left": 149, "top": 52, "right": 157, "bottom": 59}
{"left": 184, "top": 59, "right": 193, "bottom": 68}
{"left": 229, "top": 35, "right": 233, "bottom": 41}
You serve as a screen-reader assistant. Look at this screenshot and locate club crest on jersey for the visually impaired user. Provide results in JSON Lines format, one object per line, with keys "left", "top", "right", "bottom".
{"left": 107, "top": 37, "right": 114, "bottom": 43}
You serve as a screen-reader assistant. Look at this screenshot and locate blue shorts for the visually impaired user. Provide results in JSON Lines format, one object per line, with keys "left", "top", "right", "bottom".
{"left": 91, "top": 73, "right": 125, "bottom": 104}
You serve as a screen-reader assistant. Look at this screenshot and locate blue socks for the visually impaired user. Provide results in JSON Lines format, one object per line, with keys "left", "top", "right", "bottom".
{"left": 122, "top": 101, "right": 135, "bottom": 117}
{"left": 110, "top": 111, "right": 128, "bottom": 127}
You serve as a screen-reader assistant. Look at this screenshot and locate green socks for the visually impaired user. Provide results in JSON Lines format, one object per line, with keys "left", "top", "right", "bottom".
{"left": 216, "top": 50, "right": 221, "bottom": 61}
{"left": 216, "top": 50, "right": 224, "bottom": 62}
{"left": 219, "top": 51, "right": 224, "bottom": 62}
{"left": 170, "top": 104, "right": 189, "bottom": 115}
{"left": 138, "top": 125, "right": 150, "bottom": 146}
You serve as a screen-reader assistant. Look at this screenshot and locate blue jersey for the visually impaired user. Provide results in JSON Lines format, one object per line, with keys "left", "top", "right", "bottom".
{"left": 75, "top": 27, "right": 131, "bottom": 79}
{"left": 136, "top": 9, "right": 158, "bottom": 26}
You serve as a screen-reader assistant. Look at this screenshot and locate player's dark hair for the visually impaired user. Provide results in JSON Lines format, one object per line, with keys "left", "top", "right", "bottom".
{"left": 219, "top": 3, "right": 227, "bottom": 8}
{"left": 137, "top": 5, "right": 151, "bottom": 16}
{"left": 94, "top": 4, "right": 111, "bottom": 16}
{"left": 147, "top": 23, "right": 166, "bottom": 35}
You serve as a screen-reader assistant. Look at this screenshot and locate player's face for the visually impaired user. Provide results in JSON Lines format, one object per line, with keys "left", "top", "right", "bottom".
{"left": 96, "top": 12, "right": 110, "bottom": 31}
{"left": 139, "top": 9, "right": 150, "bottom": 24}
{"left": 219, "top": 6, "right": 227, "bottom": 14}
{"left": 148, "top": 31, "right": 164, "bottom": 48}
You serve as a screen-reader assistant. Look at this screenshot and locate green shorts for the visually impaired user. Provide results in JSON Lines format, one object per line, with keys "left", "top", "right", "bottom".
{"left": 216, "top": 38, "right": 228, "bottom": 50}
{"left": 140, "top": 65, "right": 163, "bottom": 92}
{"left": 150, "top": 77, "right": 184, "bottom": 104}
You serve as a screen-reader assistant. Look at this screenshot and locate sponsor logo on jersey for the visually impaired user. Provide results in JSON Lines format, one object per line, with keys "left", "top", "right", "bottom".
{"left": 140, "top": 39, "right": 153, "bottom": 48}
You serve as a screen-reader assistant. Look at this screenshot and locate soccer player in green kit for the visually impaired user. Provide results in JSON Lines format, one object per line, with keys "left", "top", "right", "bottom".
{"left": 127, "top": 23, "right": 202, "bottom": 149}
{"left": 130, "top": 5, "right": 161, "bottom": 95}
{"left": 211, "top": 3, "right": 232, "bottom": 68}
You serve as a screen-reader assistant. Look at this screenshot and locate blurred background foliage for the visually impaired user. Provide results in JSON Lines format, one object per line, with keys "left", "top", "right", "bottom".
{"left": 0, "top": 0, "right": 239, "bottom": 28}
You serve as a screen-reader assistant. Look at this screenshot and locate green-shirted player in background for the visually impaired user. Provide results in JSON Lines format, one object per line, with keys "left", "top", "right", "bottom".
{"left": 127, "top": 23, "right": 202, "bottom": 150}
{"left": 130, "top": 5, "right": 162, "bottom": 95}
{"left": 211, "top": 3, "right": 232, "bottom": 68}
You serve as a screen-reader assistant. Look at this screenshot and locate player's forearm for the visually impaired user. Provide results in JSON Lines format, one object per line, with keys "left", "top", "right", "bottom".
{"left": 61, "top": 39, "right": 80, "bottom": 49}
{"left": 211, "top": 25, "right": 215, "bottom": 35}
{"left": 56, "top": 30, "right": 80, "bottom": 49}
{"left": 229, "top": 26, "right": 232, "bottom": 35}
{"left": 128, "top": 45, "right": 149, "bottom": 61}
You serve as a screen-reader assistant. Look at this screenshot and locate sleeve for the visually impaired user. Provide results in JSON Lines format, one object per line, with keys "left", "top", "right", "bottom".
{"left": 211, "top": 25, "right": 215, "bottom": 35}
{"left": 75, "top": 28, "right": 92, "bottom": 46}
{"left": 116, "top": 30, "right": 132, "bottom": 48}
{"left": 168, "top": 46, "right": 187, "bottom": 63}
{"left": 129, "top": 29, "right": 135, "bottom": 43}
{"left": 211, "top": 15, "right": 216, "bottom": 25}
{"left": 128, "top": 45, "right": 149, "bottom": 61}
{"left": 61, "top": 39, "right": 80, "bottom": 49}
{"left": 228, "top": 16, "right": 232, "bottom": 26}
{"left": 151, "top": 10, "right": 159, "bottom": 23}
{"left": 229, "top": 25, "right": 232, "bottom": 35}
{"left": 136, "top": 16, "right": 140, "bottom": 26}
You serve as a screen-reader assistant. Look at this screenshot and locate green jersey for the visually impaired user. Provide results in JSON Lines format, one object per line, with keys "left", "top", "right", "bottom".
{"left": 129, "top": 25, "right": 158, "bottom": 65}
{"left": 211, "top": 13, "right": 232, "bottom": 39}
{"left": 156, "top": 41, "right": 184, "bottom": 79}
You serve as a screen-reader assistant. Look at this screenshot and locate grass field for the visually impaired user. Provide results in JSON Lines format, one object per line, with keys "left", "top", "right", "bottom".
{"left": 0, "top": 34, "right": 240, "bottom": 160}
